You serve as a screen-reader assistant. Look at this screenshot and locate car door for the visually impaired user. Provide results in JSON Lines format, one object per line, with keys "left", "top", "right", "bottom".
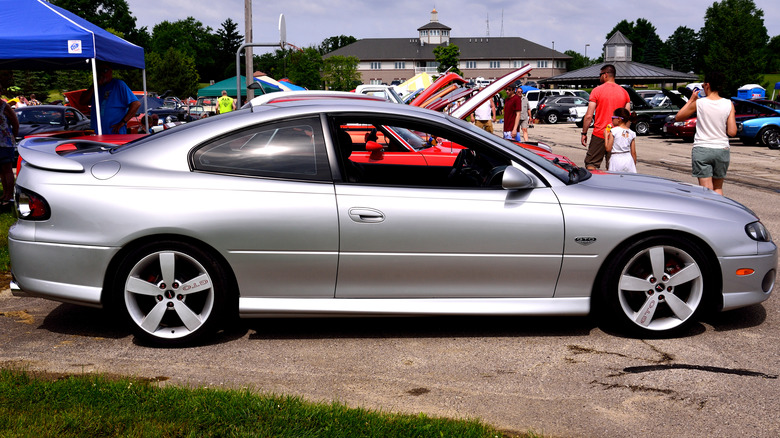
{"left": 191, "top": 116, "right": 339, "bottom": 298}
{"left": 331, "top": 115, "right": 565, "bottom": 299}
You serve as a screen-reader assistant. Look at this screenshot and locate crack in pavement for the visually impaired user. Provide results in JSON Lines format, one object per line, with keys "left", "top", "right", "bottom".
{"left": 622, "top": 364, "right": 778, "bottom": 379}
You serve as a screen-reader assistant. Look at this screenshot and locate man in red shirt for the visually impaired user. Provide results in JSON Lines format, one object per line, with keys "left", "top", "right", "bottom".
{"left": 502, "top": 86, "right": 522, "bottom": 141}
{"left": 581, "top": 64, "right": 631, "bottom": 170}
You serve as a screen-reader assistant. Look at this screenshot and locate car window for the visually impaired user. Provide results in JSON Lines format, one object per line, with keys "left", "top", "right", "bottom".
{"left": 192, "top": 116, "right": 331, "bottom": 181}
{"left": 331, "top": 115, "right": 513, "bottom": 188}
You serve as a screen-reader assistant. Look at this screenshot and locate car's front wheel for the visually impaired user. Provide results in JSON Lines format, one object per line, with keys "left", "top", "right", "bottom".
{"left": 634, "top": 119, "right": 650, "bottom": 135}
{"left": 114, "top": 241, "right": 230, "bottom": 346}
{"left": 758, "top": 126, "right": 779, "bottom": 148}
{"left": 599, "top": 235, "right": 713, "bottom": 337}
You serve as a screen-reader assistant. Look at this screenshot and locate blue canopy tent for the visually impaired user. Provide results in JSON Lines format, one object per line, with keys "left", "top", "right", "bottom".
{"left": 0, "top": 0, "right": 146, "bottom": 134}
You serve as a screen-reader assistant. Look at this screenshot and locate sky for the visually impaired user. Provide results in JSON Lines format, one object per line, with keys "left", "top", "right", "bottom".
{"left": 126, "top": 0, "right": 780, "bottom": 57}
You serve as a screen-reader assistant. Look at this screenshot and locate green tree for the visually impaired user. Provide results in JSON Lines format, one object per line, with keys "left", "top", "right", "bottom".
{"left": 11, "top": 71, "right": 51, "bottom": 100}
{"left": 563, "top": 50, "right": 593, "bottom": 71}
{"left": 765, "top": 35, "right": 780, "bottom": 73}
{"left": 147, "top": 48, "right": 200, "bottom": 97}
{"left": 699, "top": 0, "right": 768, "bottom": 96}
{"left": 433, "top": 44, "right": 462, "bottom": 75}
{"left": 151, "top": 18, "right": 219, "bottom": 82}
{"left": 318, "top": 35, "right": 357, "bottom": 55}
{"left": 215, "top": 18, "right": 244, "bottom": 78}
{"left": 664, "top": 26, "right": 699, "bottom": 73}
{"left": 284, "top": 47, "right": 324, "bottom": 90}
{"left": 322, "top": 55, "right": 360, "bottom": 91}
{"left": 605, "top": 20, "right": 634, "bottom": 42}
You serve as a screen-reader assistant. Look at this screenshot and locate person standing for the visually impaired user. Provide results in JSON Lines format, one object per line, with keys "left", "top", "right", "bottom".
{"left": 502, "top": 86, "right": 522, "bottom": 141}
{"left": 674, "top": 71, "right": 736, "bottom": 195}
{"left": 581, "top": 64, "right": 631, "bottom": 170}
{"left": 518, "top": 89, "right": 532, "bottom": 142}
{"left": 79, "top": 63, "right": 140, "bottom": 134}
{"left": 0, "top": 86, "right": 19, "bottom": 205}
{"left": 217, "top": 90, "right": 235, "bottom": 114}
{"left": 471, "top": 86, "right": 496, "bottom": 133}
{"left": 28, "top": 94, "right": 41, "bottom": 105}
{"left": 605, "top": 108, "right": 637, "bottom": 173}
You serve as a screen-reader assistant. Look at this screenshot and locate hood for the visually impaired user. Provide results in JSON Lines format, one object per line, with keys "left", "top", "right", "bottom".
{"left": 622, "top": 86, "right": 653, "bottom": 110}
{"left": 408, "top": 72, "right": 467, "bottom": 107}
{"left": 451, "top": 65, "right": 533, "bottom": 119}
{"left": 569, "top": 171, "right": 756, "bottom": 217}
{"left": 17, "top": 123, "right": 65, "bottom": 138}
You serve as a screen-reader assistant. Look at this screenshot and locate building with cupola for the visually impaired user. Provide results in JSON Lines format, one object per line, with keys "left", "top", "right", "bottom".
{"left": 324, "top": 8, "right": 570, "bottom": 85}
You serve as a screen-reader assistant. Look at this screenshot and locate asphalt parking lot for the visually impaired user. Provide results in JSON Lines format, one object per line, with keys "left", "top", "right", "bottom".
{"left": 1, "top": 122, "right": 778, "bottom": 437}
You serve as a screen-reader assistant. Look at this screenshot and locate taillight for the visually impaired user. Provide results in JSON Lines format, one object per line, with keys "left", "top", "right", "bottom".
{"left": 539, "top": 104, "right": 546, "bottom": 110}
{"left": 15, "top": 187, "right": 50, "bottom": 220}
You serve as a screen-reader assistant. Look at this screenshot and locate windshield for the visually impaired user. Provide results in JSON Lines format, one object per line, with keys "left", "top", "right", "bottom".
{"left": 16, "top": 109, "right": 64, "bottom": 125}
{"left": 446, "top": 114, "right": 588, "bottom": 184}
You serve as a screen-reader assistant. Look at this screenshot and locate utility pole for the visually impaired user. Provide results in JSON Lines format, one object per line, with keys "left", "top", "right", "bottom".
{"left": 244, "top": 0, "right": 254, "bottom": 101}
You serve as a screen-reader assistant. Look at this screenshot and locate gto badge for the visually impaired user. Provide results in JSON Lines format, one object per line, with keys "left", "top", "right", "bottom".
{"left": 574, "top": 237, "right": 597, "bottom": 246}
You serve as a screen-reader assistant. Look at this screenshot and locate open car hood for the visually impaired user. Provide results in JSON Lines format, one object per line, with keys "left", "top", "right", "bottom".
{"left": 622, "top": 86, "right": 653, "bottom": 110}
{"left": 661, "top": 88, "right": 688, "bottom": 108}
{"left": 451, "top": 65, "right": 533, "bottom": 119}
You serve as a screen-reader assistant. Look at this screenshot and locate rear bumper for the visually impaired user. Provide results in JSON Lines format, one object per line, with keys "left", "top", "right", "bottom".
{"left": 9, "top": 237, "right": 119, "bottom": 308}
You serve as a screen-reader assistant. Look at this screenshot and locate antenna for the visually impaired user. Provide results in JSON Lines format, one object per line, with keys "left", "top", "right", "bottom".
{"left": 500, "top": 9, "right": 504, "bottom": 37}
{"left": 486, "top": 13, "right": 489, "bottom": 36}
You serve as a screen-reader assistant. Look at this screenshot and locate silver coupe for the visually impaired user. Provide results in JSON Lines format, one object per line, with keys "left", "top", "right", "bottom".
{"left": 9, "top": 99, "right": 777, "bottom": 345}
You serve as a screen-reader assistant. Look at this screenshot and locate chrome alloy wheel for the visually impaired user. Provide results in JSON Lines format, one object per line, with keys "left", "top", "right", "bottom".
{"left": 124, "top": 250, "right": 215, "bottom": 340}
{"left": 617, "top": 245, "right": 703, "bottom": 332}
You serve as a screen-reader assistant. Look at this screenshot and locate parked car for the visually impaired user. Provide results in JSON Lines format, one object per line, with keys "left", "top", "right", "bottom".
{"left": 14, "top": 105, "right": 91, "bottom": 142}
{"left": 11, "top": 98, "right": 776, "bottom": 345}
{"left": 663, "top": 97, "right": 780, "bottom": 143}
{"left": 636, "top": 90, "right": 662, "bottom": 105}
{"left": 624, "top": 86, "right": 686, "bottom": 135}
{"left": 536, "top": 95, "right": 589, "bottom": 124}
{"left": 525, "top": 89, "right": 589, "bottom": 117}
{"left": 737, "top": 116, "right": 780, "bottom": 148}
{"left": 354, "top": 84, "right": 405, "bottom": 104}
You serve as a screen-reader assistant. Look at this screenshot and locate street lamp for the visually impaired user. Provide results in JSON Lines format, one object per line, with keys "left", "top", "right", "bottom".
{"left": 551, "top": 41, "right": 554, "bottom": 76}
{"left": 585, "top": 44, "right": 590, "bottom": 58}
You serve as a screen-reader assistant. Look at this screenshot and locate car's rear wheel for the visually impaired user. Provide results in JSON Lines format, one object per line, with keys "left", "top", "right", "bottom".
{"left": 545, "top": 112, "right": 559, "bottom": 124}
{"left": 758, "top": 126, "right": 780, "bottom": 148}
{"left": 115, "top": 241, "right": 229, "bottom": 346}
{"left": 599, "top": 235, "right": 713, "bottom": 337}
{"left": 634, "top": 119, "right": 650, "bottom": 135}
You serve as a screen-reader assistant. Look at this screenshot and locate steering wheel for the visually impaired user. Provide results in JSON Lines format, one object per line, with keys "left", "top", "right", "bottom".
{"left": 448, "top": 148, "right": 476, "bottom": 182}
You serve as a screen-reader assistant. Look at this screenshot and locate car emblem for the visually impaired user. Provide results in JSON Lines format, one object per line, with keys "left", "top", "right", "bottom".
{"left": 574, "top": 237, "right": 597, "bottom": 246}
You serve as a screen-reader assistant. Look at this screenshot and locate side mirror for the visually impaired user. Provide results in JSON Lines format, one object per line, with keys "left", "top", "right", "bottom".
{"left": 366, "top": 141, "right": 384, "bottom": 160}
{"left": 502, "top": 166, "right": 535, "bottom": 190}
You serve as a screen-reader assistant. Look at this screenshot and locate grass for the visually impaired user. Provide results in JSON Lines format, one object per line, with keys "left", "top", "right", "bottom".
{"left": 0, "top": 369, "right": 531, "bottom": 438}
{"left": 0, "top": 211, "right": 15, "bottom": 272}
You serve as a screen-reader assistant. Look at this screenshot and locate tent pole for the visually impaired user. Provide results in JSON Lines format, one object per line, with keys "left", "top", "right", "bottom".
{"left": 91, "top": 59, "right": 102, "bottom": 135}
{"left": 142, "top": 69, "right": 148, "bottom": 133}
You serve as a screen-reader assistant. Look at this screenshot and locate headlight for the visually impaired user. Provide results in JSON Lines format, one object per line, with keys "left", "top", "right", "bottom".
{"left": 746, "top": 221, "right": 772, "bottom": 242}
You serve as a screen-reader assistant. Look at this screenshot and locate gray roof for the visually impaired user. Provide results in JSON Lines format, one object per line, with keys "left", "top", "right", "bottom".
{"left": 605, "top": 30, "right": 632, "bottom": 47}
{"left": 418, "top": 22, "right": 451, "bottom": 31}
{"left": 541, "top": 62, "right": 698, "bottom": 86}
{"left": 324, "top": 37, "right": 570, "bottom": 61}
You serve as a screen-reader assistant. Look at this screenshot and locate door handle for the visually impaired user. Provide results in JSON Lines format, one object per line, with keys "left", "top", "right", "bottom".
{"left": 348, "top": 208, "right": 385, "bottom": 223}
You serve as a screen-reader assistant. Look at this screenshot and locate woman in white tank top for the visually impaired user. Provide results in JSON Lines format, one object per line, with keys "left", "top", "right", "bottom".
{"left": 674, "top": 71, "right": 736, "bottom": 195}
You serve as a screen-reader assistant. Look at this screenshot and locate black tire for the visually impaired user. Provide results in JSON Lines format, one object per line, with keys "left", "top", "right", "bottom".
{"left": 598, "top": 235, "right": 714, "bottom": 337}
{"left": 545, "top": 111, "right": 559, "bottom": 124}
{"left": 758, "top": 126, "right": 780, "bottom": 147}
{"left": 114, "top": 241, "right": 230, "bottom": 346}
{"left": 634, "top": 119, "right": 650, "bottom": 135}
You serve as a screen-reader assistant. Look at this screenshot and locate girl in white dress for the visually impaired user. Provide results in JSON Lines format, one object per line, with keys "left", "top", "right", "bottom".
{"left": 605, "top": 107, "right": 637, "bottom": 173}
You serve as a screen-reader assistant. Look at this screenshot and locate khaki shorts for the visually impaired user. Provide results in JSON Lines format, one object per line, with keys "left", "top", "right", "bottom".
{"left": 584, "top": 135, "right": 609, "bottom": 168}
{"left": 519, "top": 118, "right": 529, "bottom": 129}
{"left": 692, "top": 146, "right": 730, "bottom": 178}
{"left": 475, "top": 119, "right": 493, "bottom": 133}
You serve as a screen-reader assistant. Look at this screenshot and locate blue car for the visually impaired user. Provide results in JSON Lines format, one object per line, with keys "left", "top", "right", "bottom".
{"left": 737, "top": 116, "right": 780, "bottom": 148}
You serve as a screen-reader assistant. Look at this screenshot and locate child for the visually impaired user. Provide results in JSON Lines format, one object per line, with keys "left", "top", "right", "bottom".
{"left": 605, "top": 107, "right": 637, "bottom": 173}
